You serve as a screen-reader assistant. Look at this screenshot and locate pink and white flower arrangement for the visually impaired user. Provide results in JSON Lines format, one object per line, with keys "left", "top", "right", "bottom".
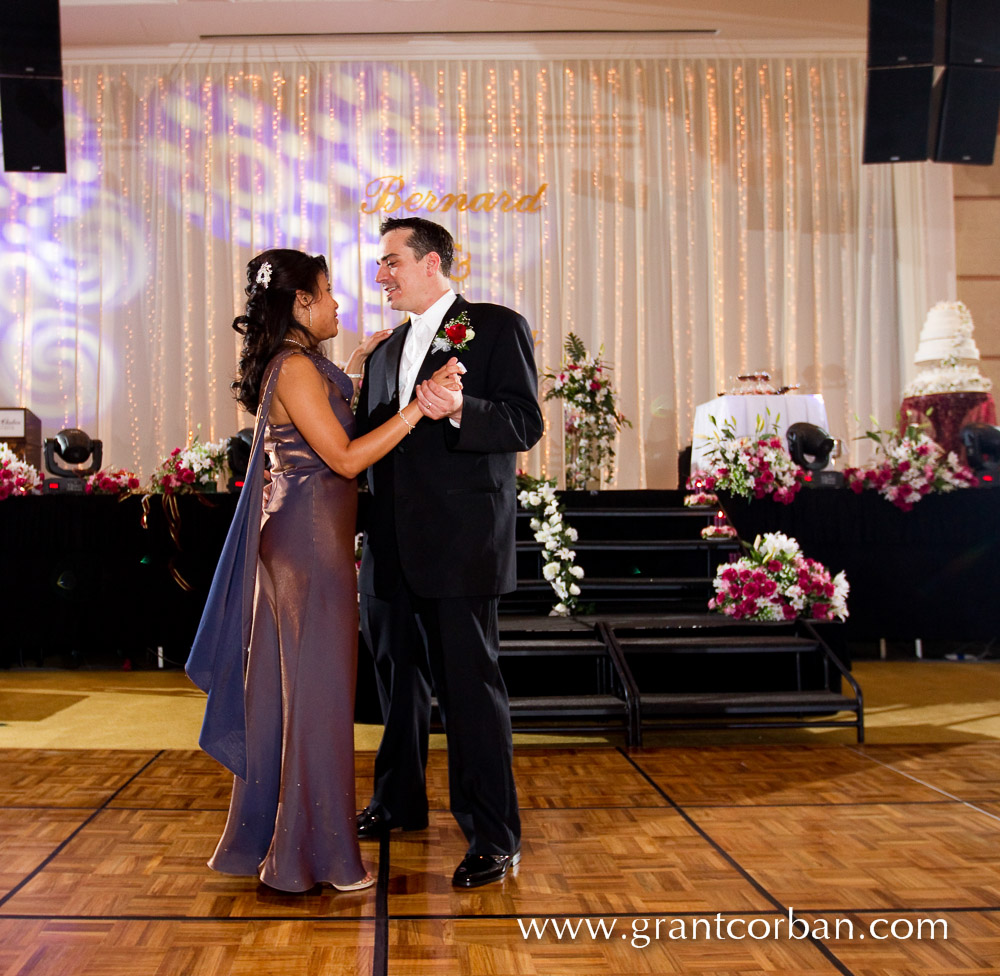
{"left": 844, "top": 423, "right": 976, "bottom": 511}
{"left": 709, "top": 532, "right": 849, "bottom": 622}
{"left": 700, "top": 523, "right": 737, "bottom": 539}
{"left": 683, "top": 487, "right": 719, "bottom": 508}
{"left": 696, "top": 414, "right": 804, "bottom": 504}
{"left": 543, "top": 333, "right": 631, "bottom": 490}
{"left": 84, "top": 468, "right": 141, "bottom": 496}
{"left": 147, "top": 438, "right": 228, "bottom": 495}
{"left": 0, "top": 442, "right": 42, "bottom": 499}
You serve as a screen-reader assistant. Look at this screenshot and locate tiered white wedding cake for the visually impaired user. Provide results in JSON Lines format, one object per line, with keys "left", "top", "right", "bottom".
{"left": 903, "top": 301, "right": 993, "bottom": 397}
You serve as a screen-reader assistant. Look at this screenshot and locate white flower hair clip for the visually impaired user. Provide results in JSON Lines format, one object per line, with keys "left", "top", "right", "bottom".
{"left": 255, "top": 261, "right": 273, "bottom": 289}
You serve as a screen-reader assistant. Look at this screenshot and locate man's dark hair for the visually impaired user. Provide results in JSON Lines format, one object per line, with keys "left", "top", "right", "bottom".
{"left": 380, "top": 217, "right": 454, "bottom": 278}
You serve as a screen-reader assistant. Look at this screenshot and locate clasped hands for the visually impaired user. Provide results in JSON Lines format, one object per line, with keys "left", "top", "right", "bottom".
{"left": 416, "top": 357, "right": 465, "bottom": 423}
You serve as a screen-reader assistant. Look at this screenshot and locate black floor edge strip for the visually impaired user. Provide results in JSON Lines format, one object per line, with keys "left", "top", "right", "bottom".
{"left": 371, "top": 833, "right": 391, "bottom": 976}
{"left": 0, "top": 905, "right": 996, "bottom": 924}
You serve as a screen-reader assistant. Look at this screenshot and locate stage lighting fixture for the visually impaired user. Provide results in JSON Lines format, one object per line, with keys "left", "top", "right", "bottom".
{"left": 226, "top": 428, "right": 253, "bottom": 491}
{"left": 786, "top": 422, "right": 844, "bottom": 487}
{"left": 960, "top": 422, "right": 1000, "bottom": 484}
{"left": 42, "top": 428, "right": 102, "bottom": 491}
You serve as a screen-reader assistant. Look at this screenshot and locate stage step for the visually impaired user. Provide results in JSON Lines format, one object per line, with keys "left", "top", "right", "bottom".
{"left": 513, "top": 495, "right": 737, "bottom": 614}
{"left": 614, "top": 635, "right": 821, "bottom": 655}
{"left": 478, "top": 614, "right": 633, "bottom": 737}
{"left": 593, "top": 617, "right": 863, "bottom": 745}
{"left": 508, "top": 695, "right": 628, "bottom": 716}
{"left": 638, "top": 690, "right": 858, "bottom": 714}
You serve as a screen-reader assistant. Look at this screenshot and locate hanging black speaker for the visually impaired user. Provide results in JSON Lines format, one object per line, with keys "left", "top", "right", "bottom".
{"left": 934, "top": 66, "right": 1000, "bottom": 164}
{"left": 863, "top": 66, "right": 936, "bottom": 163}
{"left": 0, "top": 0, "right": 62, "bottom": 79}
{"left": 867, "top": 0, "right": 941, "bottom": 67}
{"left": 946, "top": 0, "right": 1000, "bottom": 67}
{"left": 0, "top": 77, "right": 67, "bottom": 173}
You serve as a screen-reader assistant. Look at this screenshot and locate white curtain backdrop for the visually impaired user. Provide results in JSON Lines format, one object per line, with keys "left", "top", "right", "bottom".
{"left": 0, "top": 53, "right": 954, "bottom": 486}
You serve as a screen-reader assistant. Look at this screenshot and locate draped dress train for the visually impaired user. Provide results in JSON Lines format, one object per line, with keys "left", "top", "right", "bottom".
{"left": 204, "top": 349, "right": 365, "bottom": 891}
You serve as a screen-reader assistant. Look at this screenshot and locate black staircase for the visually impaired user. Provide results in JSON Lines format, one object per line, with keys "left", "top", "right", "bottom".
{"left": 492, "top": 489, "right": 864, "bottom": 745}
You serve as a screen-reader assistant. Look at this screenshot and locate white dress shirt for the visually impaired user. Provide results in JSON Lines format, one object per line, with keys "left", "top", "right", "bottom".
{"left": 398, "top": 289, "right": 457, "bottom": 404}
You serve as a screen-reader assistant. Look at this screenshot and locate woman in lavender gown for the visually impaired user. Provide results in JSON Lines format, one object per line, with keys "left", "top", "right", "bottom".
{"left": 186, "top": 249, "right": 461, "bottom": 892}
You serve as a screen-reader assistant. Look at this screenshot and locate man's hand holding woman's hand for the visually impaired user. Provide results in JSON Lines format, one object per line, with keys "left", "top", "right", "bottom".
{"left": 417, "top": 357, "right": 465, "bottom": 422}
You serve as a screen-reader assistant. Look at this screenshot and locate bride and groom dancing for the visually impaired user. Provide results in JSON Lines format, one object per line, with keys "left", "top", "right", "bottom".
{"left": 187, "top": 217, "right": 544, "bottom": 892}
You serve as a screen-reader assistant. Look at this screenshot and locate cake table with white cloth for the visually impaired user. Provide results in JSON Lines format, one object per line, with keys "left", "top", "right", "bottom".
{"left": 691, "top": 394, "right": 829, "bottom": 472}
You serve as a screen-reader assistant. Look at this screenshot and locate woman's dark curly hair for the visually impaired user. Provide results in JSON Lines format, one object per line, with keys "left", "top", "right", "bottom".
{"left": 231, "top": 249, "right": 329, "bottom": 413}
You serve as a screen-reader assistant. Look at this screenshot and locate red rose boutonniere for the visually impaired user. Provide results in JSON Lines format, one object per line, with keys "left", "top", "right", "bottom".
{"left": 431, "top": 311, "right": 475, "bottom": 353}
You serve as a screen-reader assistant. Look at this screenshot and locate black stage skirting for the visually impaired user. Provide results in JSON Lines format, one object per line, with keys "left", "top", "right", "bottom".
{"left": 719, "top": 489, "right": 1000, "bottom": 642}
{"left": 2, "top": 488, "right": 996, "bottom": 667}
{"left": 1, "top": 494, "right": 239, "bottom": 665}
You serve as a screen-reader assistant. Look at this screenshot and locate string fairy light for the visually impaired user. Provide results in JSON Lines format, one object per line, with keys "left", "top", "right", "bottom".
{"left": 759, "top": 62, "right": 778, "bottom": 367}
{"left": 783, "top": 63, "right": 798, "bottom": 374}
{"left": 487, "top": 65, "right": 500, "bottom": 303}
{"left": 705, "top": 62, "right": 726, "bottom": 396}
{"left": 809, "top": 64, "right": 824, "bottom": 394}
{"left": 663, "top": 62, "right": 687, "bottom": 452}
{"left": 609, "top": 65, "right": 625, "bottom": 487}
{"left": 182, "top": 72, "right": 196, "bottom": 443}
{"left": 734, "top": 62, "right": 749, "bottom": 373}
{"left": 536, "top": 64, "right": 552, "bottom": 478}
{"left": 683, "top": 62, "right": 698, "bottom": 431}
{"left": 457, "top": 66, "right": 469, "bottom": 269}
{"left": 203, "top": 71, "right": 217, "bottom": 438}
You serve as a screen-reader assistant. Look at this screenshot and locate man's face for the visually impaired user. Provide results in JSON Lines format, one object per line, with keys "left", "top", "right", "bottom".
{"left": 375, "top": 228, "right": 440, "bottom": 316}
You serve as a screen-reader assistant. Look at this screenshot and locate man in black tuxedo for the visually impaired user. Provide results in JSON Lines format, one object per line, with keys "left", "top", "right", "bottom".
{"left": 355, "top": 217, "right": 543, "bottom": 888}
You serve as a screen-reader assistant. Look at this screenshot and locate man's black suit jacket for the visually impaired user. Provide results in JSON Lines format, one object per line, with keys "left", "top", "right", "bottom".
{"left": 356, "top": 294, "right": 543, "bottom": 599}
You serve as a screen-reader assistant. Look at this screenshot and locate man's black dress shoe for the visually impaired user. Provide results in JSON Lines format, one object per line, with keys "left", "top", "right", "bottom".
{"left": 356, "top": 807, "right": 428, "bottom": 840}
{"left": 452, "top": 849, "right": 521, "bottom": 888}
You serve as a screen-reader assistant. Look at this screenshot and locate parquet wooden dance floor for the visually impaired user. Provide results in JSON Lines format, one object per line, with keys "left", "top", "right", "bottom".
{"left": 1, "top": 742, "right": 999, "bottom": 975}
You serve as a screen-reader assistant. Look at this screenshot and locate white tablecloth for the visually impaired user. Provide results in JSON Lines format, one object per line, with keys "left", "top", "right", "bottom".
{"left": 691, "top": 394, "right": 829, "bottom": 471}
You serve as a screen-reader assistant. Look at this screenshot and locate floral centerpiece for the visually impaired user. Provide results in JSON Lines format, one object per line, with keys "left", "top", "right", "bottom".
{"left": 516, "top": 473, "right": 584, "bottom": 616}
{"left": 709, "top": 532, "right": 849, "bottom": 622}
{"left": 696, "top": 414, "right": 804, "bottom": 504}
{"left": 147, "top": 438, "right": 228, "bottom": 495}
{"left": 85, "top": 468, "right": 141, "bottom": 496}
{"left": 543, "top": 333, "right": 631, "bottom": 490}
{"left": 0, "top": 442, "right": 42, "bottom": 500}
{"left": 683, "top": 487, "right": 719, "bottom": 508}
{"left": 844, "top": 422, "right": 976, "bottom": 511}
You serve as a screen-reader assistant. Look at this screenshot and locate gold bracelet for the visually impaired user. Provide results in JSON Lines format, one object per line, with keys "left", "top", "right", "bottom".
{"left": 398, "top": 409, "right": 416, "bottom": 435}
